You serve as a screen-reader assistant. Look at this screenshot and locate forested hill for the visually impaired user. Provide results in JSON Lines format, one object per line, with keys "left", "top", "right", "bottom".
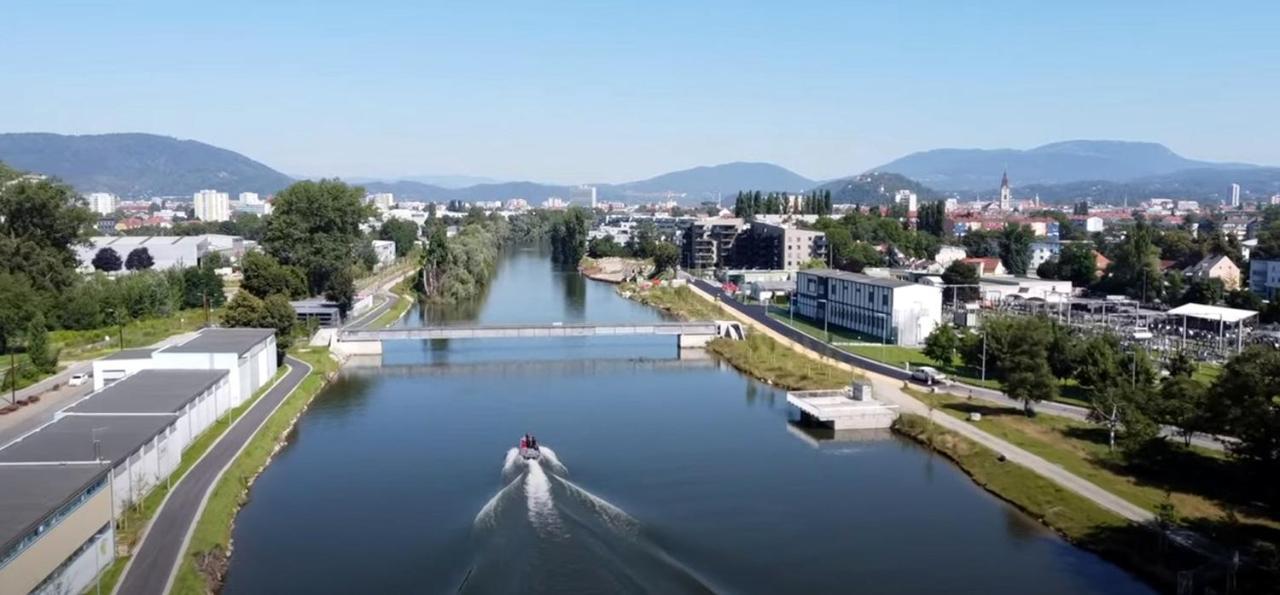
{"left": 809, "top": 171, "right": 943, "bottom": 204}
{"left": 0, "top": 133, "right": 295, "bottom": 198}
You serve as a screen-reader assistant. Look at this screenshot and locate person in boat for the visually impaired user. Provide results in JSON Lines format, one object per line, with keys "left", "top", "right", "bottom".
{"left": 529, "top": 435, "right": 538, "bottom": 449}
{"left": 520, "top": 435, "right": 528, "bottom": 449}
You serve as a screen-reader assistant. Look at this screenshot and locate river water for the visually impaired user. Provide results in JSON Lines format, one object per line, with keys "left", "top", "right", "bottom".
{"left": 221, "top": 246, "right": 1154, "bottom": 594}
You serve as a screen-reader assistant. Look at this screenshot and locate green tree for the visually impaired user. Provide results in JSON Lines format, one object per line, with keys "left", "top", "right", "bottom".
{"left": 549, "top": 207, "right": 589, "bottom": 268}
{"left": 1000, "top": 322, "right": 1057, "bottom": 415}
{"left": 998, "top": 223, "right": 1033, "bottom": 275}
{"left": 922, "top": 324, "right": 959, "bottom": 366}
{"left": 262, "top": 293, "right": 297, "bottom": 357}
{"left": 650, "top": 242, "right": 679, "bottom": 277}
{"left": 25, "top": 313, "right": 57, "bottom": 374}
{"left": 0, "top": 176, "right": 94, "bottom": 293}
{"left": 378, "top": 219, "right": 419, "bottom": 258}
{"left": 92, "top": 247, "right": 123, "bottom": 272}
{"left": 1036, "top": 258, "right": 1059, "bottom": 280}
{"left": 324, "top": 267, "right": 357, "bottom": 317}
{"left": 241, "top": 251, "right": 308, "bottom": 299}
{"left": 1181, "top": 278, "right": 1224, "bottom": 306}
{"left": 1166, "top": 350, "right": 1196, "bottom": 378}
{"left": 264, "top": 179, "right": 371, "bottom": 297}
{"left": 1101, "top": 217, "right": 1164, "bottom": 302}
{"left": 0, "top": 272, "right": 41, "bottom": 354}
{"left": 587, "top": 235, "right": 626, "bottom": 258}
{"left": 1156, "top": 376, "right": 1209, "bottom": 447}
{"left": 221, "top": 291, "right": 270, "bottom": 328}
{"left": 941, "top": 261, "right": 980, "bottom": 302}
{"left": 125, "top": 247, "right": 155, "bottom": 271}
{"left": 1207, "top": 346, "right": 1280, "bottom": 506}
{"left": 1057, "top": 243, "right": 1097, "bottom": 287}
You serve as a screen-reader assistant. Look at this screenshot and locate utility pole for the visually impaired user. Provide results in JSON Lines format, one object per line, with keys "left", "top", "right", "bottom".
{"left": 203, "top": 291, "right": 211, "bottom": 328}
{"left": 9, "top": 350, "right": 16, "bottom": 406}
{"left": 981, "top": 330, "right": 988, "bottom": 382}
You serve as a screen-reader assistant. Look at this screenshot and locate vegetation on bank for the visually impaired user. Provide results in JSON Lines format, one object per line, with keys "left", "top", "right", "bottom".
{"left": 419, "top": 213, "right": 508, "bottom": 303}
{"left": 173, "top": 347, "right": 337, "bottom": 594}
{"left": 92, "top": 365, "right": 289, "bottom": 595}
{"left": 622, "top": 284, "right": 854, "bottom": 391}
{"left": 371, "top": 279, "right": 415, "bottom": 328}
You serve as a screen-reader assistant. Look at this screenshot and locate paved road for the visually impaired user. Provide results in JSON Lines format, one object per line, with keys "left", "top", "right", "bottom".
{"left": 114, "top": 355, "right": 312, "bottom": 595}
{"left": 687, "top": 278, "right": 1226, "bottom": 451}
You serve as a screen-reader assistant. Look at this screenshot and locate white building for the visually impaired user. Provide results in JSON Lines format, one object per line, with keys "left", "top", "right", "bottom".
{"left": 85, "top": 192, "right": 118, "bottom": 215}
{"left": 1230, "top": 183, "right": 1241, "bottom": 208}
{"left": 893, "top": 189, "right": 918, "bottom": 213}
{"left": 794, "top": 269, "right": 942, "bottom": 346}
{"left": 91, "top": 328, "right": 278, "bottom": 409}
{"left": 77, "top": 235, "right": 244, "bottom": 271}
{"left": 570, "top": 185, "right": 598, "bottom": 208}
{"left": 368, "top": 193, "right": 395, "bottom": 210}
{"left": 505, "top": 198, "right": 529, "bottom": 211}
{"left": 193, "top": 189, "right": 231, "bottom": 222}
{"left": 935, "top": 245, "right": 967, "bottom": 268}
{"left": 371, "top": 239, "right": 396, "bottom": 267}
{"left": 238, "top": 192, "right": 261, "bottom": 205}
{"left": 542, "top": 197, "right": 568, "bottom": 209}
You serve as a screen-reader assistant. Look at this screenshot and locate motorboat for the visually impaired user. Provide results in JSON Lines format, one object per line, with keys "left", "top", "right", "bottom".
{"left": 520, "top": 446, "right": 541, "bottom": 460}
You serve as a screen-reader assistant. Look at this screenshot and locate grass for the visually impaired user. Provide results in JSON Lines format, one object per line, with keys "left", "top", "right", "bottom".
{"left": 92, "top": 364, "right": 289, "bottom": 595}
{"left": 622, "top": 284, "right": 725, "bottom": 321}
{"left": 54, "top": 308, "right": 215, "bottom": 361}
{"left": 172, "top": 347, "right": 337, "bottom": 594}
{"left": 891, "top": 413, "right": 1214, "bottom": 591}
{"left": 906, "top": 389, "right": 1279, "bottom": 540}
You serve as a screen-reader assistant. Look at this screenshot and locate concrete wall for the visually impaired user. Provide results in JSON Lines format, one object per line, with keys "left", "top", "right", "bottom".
{"left": 92, "top": 358, "right": 152, "bottom": 390}
{"left": 30, "top": 525, "right": 113, "bottom": 595}
{"left": 111, "top": 426, "right": 183, "bottom": 516}
{"left": 0, "top": 487, "right": 111, "bottom": 595}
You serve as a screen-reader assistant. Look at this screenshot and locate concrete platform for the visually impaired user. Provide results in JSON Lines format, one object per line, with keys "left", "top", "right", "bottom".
{"left": 787, "top": 386, "right": 898, "bottom": 430}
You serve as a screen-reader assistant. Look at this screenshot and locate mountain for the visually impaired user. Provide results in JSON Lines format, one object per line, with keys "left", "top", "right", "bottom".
{"left": 809, "top": 172, "right": 943, "bottom": 205}
{"left": 610, "top": 162, "right": 814, "bottom": 199}
{"left": 358, "top": 180, "right": 570, "bottom": 203}
{"left": 350, "top": 174, "right": 503, "bottom": 189}
{"left": 1007, "top": 167, "right": 1280, "bottom": 205}
{"left": 0, "top": 133, "right": 294, "bottom": 198}
{"left": 873, "top": 140, "right": 1259, "bottom": 191}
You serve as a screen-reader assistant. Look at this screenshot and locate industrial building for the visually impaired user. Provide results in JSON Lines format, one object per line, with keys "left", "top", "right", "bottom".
{"left": 793, "top": 269, "right": 942, "bottom": 346}
{"left": 76, "top": 234, "right": 245, "bottom": 271}
{"left": 0, "top": 329, "right": 273, "bottom": 594}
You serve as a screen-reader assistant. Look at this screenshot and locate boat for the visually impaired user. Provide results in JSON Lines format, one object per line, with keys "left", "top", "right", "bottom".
{"left": 520, "top": 446, "right": 541, "bottom": 460}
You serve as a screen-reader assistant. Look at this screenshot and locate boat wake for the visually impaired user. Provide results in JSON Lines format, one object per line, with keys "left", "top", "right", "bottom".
{"left": 460, "top": 446, "right": 713, "bottom": 594}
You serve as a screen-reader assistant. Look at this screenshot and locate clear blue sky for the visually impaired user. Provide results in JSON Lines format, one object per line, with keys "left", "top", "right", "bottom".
{"left": 3, "top": 1, "right": 1277, "bottom": 184}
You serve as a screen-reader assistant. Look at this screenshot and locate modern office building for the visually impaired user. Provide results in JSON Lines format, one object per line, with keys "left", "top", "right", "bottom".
{"left": 193, "top": 189, "right": 231, "bottom": 222}
{"left": 1231, "top": 183, "right": 1241, "bottom": 208}
{"left": 367, "top": 193, "right": 395, "bottom": 210}
{"left": 681, "top": 217, "right": 745, "bottom": 270}
{"left": 84, "top": 192, "right": 118, "bottom": 216}
{"left": 793, "top": 269, "right": 942, "bottom": 346}
{"left": 732, "top": 221, "right": 826, "bottom": 271}
{"left": 1249, "top": 259, "right": 1280, "bottom": 299}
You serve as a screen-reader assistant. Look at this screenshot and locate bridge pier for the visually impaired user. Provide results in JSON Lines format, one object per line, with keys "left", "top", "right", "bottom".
{"left": 677, "top": 333, "right": 715, "bottom": 348}
{"left": 332, "top": 338, "right": 384, "bottom": 357}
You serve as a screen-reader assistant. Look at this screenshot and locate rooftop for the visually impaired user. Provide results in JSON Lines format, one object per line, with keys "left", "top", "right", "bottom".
{"left": 0, "top": 415, "right": 176, "bottom": 466}
{"left": 1166, "top": 302, "right": 1258, "bottom": 324}
{"left": 102, "top": 348, "right": 156, "bottom": 361}
{"left": 64, "top": 369, "right": 227, "bottom": 415}
{"left": 0, "top": 464, "right": 111, "bottom": 554}
{"left": 164, "top": 328, "right": 275, "bottom": 355}
{"left": 800, "top": 268, "right": 916, "bottom": 288}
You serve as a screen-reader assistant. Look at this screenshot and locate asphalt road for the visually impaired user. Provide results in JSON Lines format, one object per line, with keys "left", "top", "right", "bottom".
{"left": 114, "top": 355, "right": 312, "bottom": 595}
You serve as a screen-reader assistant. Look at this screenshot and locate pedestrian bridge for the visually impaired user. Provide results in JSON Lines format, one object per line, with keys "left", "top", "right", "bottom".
{"left": 333, "top": 321, "right": 744, "bottom": 356}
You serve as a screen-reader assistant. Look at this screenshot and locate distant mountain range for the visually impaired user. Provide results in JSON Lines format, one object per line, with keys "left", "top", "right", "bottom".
{"left": 0, "top": 133, "right": 293, "bottom": 198}
{"left": 3, "top": 133, "right": 1276, "bottom": 206}
{"left": 872, "top": 140, "right": 1267, "bottom": 192}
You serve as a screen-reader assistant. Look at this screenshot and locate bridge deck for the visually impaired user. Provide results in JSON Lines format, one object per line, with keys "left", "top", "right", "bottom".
{"left": 340, "top": 322, "right": 720, "bottom": 341}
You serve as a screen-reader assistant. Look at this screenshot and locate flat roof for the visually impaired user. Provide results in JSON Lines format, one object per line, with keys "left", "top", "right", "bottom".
{"left": 799, "top": 268, "right": 916, "bottom": 288}
{"left": 64, "top": 369, "right": 227, "bottom": 415}
{"left": 0, "top": 464, "right": 111, "bottom": 554}
{"left": 1166, "top": 303, "right": 1258, "bottom": 324}
{"left": 163, "top": 328, "right": 275, "bottom": 355}
{"left": 102, "top": 347, "right": 156, "bottom": 361}
{"left": 0, "top": 415, "right": 175, "bottom": 466}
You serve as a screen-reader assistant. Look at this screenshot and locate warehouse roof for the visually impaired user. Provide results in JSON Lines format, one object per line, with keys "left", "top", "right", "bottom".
{"left": 64, "top": 369, "right": 227, "bottom": 415}
{"left": 800, "top": 268, "right": 916, "bottom": 288}
{"left": 0, "top": 415, "right": 175, "bottom": 466}
{"left": 102, "top": 348, "right": 156, "bottom": 361}
{"left": 164, "top": 328, "right": 275, "bottom": 355}
{"left": 1166, "top": 303, "right": 1258, "bottom": 324}
{"left": 0, "top": 464, "right": 111, "bottom": 554}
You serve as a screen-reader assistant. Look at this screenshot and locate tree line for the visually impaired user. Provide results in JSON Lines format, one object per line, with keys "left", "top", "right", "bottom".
{"left": 732, "top": 190, "right": 833, "bottom": 218}
{"left": 586, "top": 218, "right": 680, "bottom": 277}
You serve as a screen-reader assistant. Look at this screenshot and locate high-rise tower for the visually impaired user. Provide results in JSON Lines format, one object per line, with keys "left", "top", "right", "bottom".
{"left": 999, "top": 170, "right": 1012, "bottom": 211}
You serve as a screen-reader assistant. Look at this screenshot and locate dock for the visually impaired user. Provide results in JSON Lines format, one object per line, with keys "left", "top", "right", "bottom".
{"left": 787, "top": 383, "right": 898, "bottom": 430}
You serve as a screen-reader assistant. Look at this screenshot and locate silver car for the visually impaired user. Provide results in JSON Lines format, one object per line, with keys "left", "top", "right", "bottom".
{"left": 911, "top": 366, "right": 947, "bottom": 385}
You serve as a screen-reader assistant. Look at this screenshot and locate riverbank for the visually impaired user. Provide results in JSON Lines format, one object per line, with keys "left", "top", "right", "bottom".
{"left": 172, "top": 347, "right": 338, "bottom": 594}
{"left": 620, "top": 284, "right": 855, "bottom": 391}
{"left": 579, "top": 256, "right": 649, "bottom": 283}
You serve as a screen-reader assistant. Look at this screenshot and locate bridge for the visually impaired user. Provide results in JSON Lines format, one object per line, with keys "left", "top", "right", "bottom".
{"left": 332, "top": 321, "right": 744, "bottom": 356}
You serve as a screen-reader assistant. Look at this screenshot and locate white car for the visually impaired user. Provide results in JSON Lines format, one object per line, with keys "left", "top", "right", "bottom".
{"left": 68, "top": 372, "right": 90, "bottom": 387}
{"left": 911, "top": 366, "right": 947, "bottom": 385}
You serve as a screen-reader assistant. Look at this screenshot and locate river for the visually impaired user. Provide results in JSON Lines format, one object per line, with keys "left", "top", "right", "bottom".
{"left": 221, "top": 246, "right": 1154, "bottom": 594}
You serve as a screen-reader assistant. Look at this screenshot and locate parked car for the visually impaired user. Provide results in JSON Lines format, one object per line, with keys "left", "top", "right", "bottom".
{"left": 911, "top": 366, "right": 947, "bottom": 385}
{"left": 68, "top": 372, "right": 90, "bottom": 387}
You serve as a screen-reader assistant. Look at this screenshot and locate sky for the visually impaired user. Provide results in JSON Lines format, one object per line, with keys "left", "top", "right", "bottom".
{"left": 2, "top": 0, "right": 1278, "bottom": 184}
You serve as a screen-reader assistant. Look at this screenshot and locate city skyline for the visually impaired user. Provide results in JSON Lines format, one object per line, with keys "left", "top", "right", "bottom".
{"left": 3, "top": 1, "right": 1278, "bottom": 183}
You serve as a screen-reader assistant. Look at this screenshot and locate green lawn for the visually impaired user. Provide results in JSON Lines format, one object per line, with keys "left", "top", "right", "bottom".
{"left": 906, "top": 389, "right": 1278, "bottom": 541}
{"left": 173, "top": 347, "right": 337, "bottom": 594}
{"left": 369, "top": 280, "right": 415, "bottom": 328}
{"left": 93, "top": 364, "right": 290, "bottom": 595}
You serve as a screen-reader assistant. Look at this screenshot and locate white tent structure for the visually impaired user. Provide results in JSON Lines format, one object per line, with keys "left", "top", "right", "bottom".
{"left": 1166, "top": 303, "right": 1258, "bottom": 353}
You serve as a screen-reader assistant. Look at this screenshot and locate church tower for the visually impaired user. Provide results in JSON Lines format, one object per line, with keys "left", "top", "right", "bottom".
{"left": 999, "top": 170, "right": 1012, "bottom": 211}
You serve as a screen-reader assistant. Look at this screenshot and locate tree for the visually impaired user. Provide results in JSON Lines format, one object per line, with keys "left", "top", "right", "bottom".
{"left": 1000, "top": 322, "right": 1057, "bottom": 415}
{"left": 549, "top": 207, "right": 589, "bottom": 268}
{"left": 25, "top": 313, "right": 57, "bottom": 374}
{"left": 650, "top": 242, "right": 679, "bottom": 277}
{"left": 1101, "top": 217, "right": 1164, "bottom": 302}
{"left": 125, "top": 247, "right": 155, "bottom": 271}
{"left": 241, "top": 251, "right": 308, "bottom": 299}
{"left": 998, "top": 223, "right": 1033, "bottom": 276}
{"left": 262, "top": 294, "right": 297, "bottom": 356}
{"left": 1181, "top": 278, "right": 1224, "bottom": 306}
{"left": 922, "top": 324, "right": 959, "bottom": 366}
{"left": 0, "top": 176, "right": 94, "bottom": 293}
{"left": 917, "top": 201, "right": 947, "bottom": 237}
{"left": 1156, "top": 376, "right": 1209, "bottom": 447}
{"left": 0, "top": 272, "right": 40, "bottom": 354}
{"left": 92, "top": 247, "right": 123, "bottom": 272}
{"left": 221, "top": 291, "right": 269, "bottom": 328}
{"left": 941, "top": 261, "right": 980, "bottom": 303}
{"left": 324, "top": 267, "right": 356, "bottom": 317}
{"left": 587, "top": 235, "right": 626, "bottom": 258}
{"left": 181, "top": 261, "right": 225, "bottom": 310}
{"left": 1166, "top": 350, "right": 1196, "bottom": 379}
{"left": 1207, "top": 346, "right": 1280, "bottom": 506}
{"left": 377, "top": 220, "right": 418, "bottom": 258}
{"left": 1057, "top": 243, "right": 1097, "bottom": 287}
{"left": 264, "top": 179, "right": 371, "bottom": 297}
{"left": 1036, "top": 258, "right": 1059, "bottom": 280}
